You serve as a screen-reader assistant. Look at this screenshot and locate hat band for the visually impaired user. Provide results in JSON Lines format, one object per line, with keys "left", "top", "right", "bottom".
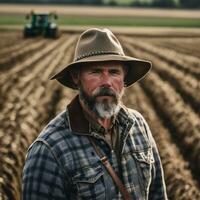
{"left": 75, "top": 51, "right": 124, "bottom": 61}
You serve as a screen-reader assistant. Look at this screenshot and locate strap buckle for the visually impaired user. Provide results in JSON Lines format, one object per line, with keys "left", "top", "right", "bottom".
{"left": 100, "top": 156, "right": 108, "bottom": 163}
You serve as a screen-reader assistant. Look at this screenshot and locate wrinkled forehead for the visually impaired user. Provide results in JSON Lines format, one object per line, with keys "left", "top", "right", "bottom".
{"left": 80, "top": 61, "right": 126, "bottom": 71}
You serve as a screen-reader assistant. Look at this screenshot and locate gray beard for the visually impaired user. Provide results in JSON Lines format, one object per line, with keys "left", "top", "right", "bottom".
{"left": 79, "top": 86, "right": 124, "bottom": 119}
{"left": 95, "top": 98, "right": 121, "bottom": 119}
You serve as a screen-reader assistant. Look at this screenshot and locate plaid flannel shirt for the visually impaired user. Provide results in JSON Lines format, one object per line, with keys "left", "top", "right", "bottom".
{"left": 22, "top": 96, "right": 167, "bottom": 200}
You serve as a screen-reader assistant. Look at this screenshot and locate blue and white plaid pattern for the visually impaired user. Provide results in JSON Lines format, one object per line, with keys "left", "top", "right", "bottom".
{"left": 22, "top": 106, "right": 167, "bottom": 200}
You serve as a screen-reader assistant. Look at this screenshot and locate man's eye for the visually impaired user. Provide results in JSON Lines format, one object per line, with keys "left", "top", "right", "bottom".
{"left": 110, "top": 69, "right": 121, "bottom": 75}
{"left": 90, "top": 69, "right": 101, "bottom": 74}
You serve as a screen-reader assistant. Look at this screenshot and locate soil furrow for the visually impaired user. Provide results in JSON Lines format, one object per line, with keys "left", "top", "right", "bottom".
{"left": 123, "top": 42, "right": 200, "bottom": 116}
{"left": 121, "top": 36, "right": 200, "bottom": 78}
{"left": 0, "top": 35, "right": 67, "bottom": 81}
{"left": 0, "top": 39, "right": 48, "bottom": 71}
{"left": 147, "top": 38, "right": 200, "bottom": 58}
{"left": 0, "top": 36, "right": 77, "bottom": 199}
{"left": 140, "top": 72, "right": 200, "bottom": 183}
{"left": 0, "top": 38, "right": 35, "bottom": 58}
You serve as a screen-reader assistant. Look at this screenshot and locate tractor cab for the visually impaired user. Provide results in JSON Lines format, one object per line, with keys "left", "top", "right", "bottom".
{"left": 24, "top": 11, "right": 59, "bottom": 38}
{"left": 32, "top": 14, "right": 49, "bottom": 28}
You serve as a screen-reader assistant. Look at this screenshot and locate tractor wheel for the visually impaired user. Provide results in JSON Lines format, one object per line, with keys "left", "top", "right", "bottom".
{"left": 23, "top": 28, "right": 32, "bottom": 38}
{"left": 45, "top": 27, "right": 59, "bottom": 39}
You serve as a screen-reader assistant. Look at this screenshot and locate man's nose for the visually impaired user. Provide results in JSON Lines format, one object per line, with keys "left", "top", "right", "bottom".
{"left": 100, "top": 73, "right": 112, "bottom": 87}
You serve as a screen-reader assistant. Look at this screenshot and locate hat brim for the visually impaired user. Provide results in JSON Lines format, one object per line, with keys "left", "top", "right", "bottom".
{"left": 50, "top": 54, "right": 152, "bottom": 89}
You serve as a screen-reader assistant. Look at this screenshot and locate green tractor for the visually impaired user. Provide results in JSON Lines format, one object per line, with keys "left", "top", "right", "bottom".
{"left": 24, "top": 11, "right": 59, "bottom": 38}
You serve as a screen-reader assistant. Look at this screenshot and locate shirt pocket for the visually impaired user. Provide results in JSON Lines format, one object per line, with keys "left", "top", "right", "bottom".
{"left": 72, "top": 165, "right": 106, "bottom": 200}
{"left": 133, "top": 148, "right": 154, "bottom": 190}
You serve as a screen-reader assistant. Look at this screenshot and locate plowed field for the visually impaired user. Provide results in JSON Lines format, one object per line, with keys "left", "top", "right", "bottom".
{"left": 0, "top": 29, "right": 199, "bottom": 200}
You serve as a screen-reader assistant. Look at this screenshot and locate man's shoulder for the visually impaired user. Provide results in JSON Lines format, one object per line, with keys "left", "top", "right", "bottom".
{"left": 121, "top": 106, "right": 150, "bottom": 133}
{"left": 29, "top": 110, "right": 71, "bottom": 149}
{"left": 121, "top": 105, "right": 146, "bottom": 121}
{"left": 122, "top": 106, "right": 153, "bottom": 147}
{"left": 40, "top": 110, "right": 68, "bottom": 138}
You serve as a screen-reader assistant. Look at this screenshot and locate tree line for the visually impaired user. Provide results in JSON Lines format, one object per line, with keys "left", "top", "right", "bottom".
{"left": 0, "top": 0, "right": 199, "bottom": 8}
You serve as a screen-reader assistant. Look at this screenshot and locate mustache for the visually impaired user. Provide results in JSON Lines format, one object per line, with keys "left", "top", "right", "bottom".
{"left": 93, "top": 87, "right": 117, "bottom": 98}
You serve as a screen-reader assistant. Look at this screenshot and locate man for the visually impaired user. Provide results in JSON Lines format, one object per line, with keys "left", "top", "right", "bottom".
{"left": 22, "top": 28, "right": 168, "bottom": 200}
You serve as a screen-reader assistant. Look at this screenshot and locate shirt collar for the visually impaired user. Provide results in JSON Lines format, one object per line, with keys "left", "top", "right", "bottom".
{"left": 83, "top": 108, "right": 118, "bottom": 134}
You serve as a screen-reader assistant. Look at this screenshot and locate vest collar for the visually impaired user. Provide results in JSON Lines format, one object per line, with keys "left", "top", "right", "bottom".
{"left": 67, "top": 95, "right": 89, "bottom": 134}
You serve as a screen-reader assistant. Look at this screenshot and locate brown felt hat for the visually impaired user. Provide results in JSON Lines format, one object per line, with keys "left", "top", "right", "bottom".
{"left": 50, "top": 28, "right": 152, "bottom": 89}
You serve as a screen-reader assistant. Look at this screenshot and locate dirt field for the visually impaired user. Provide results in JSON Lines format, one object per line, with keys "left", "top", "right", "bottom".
{"left": 0, "top": 4, "right": 200, "bottom": 18}
{"left": 0, "top": 28, "right": 200, "bottom": 199}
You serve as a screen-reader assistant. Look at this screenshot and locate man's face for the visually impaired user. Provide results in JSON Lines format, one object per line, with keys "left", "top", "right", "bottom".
{"left": 73, "top": 61, "right": 126, "bottom": 119}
